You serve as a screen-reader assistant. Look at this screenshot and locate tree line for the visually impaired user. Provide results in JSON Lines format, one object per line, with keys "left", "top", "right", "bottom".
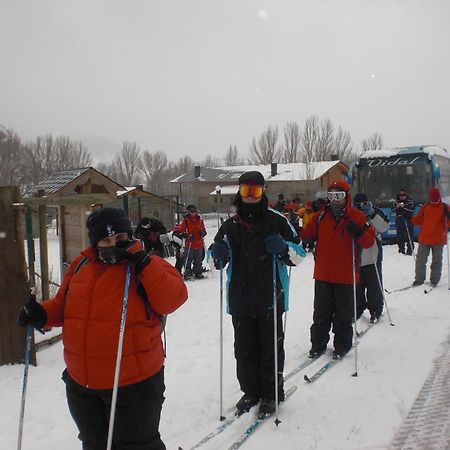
{"left": 0, "top": 118, "right": 383, "bottom": 195}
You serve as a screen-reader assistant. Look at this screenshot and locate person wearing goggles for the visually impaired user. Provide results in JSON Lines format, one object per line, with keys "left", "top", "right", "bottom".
{"left": 300, "top": 180, "right": 375, "bottom": 360}
{"left": 411, "top": 187, "right": 450, "bottom": 288}
{"left": 352, "top": 193, "right": 389, "bottom": 323}
{"left": 392, "top": 189, "right": 415, "bottom": 255}
{"left": 210, "top": 170, "right": 305, "bottom": 417}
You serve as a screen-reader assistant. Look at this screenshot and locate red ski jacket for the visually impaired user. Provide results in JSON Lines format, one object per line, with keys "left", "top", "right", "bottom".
{"left": 41, "top": 243, "right": 188, "bottom": 389}
{"left": 412, "top": 202, "right": 450, "bottom": 245}
{"left": 300, "top": 205, "right": 375, "bottom": 284}
{"left": 180, "top": 213, "right": 206, "bottom": 250}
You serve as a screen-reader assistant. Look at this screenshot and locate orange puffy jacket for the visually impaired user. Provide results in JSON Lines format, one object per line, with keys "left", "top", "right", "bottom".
{"left": 412, "top": 202, "right": 450, "bottom": 245}
{"left": 42, "top": 244, "right": 188, "bottom": 389}
{"left": 300, "top": 205, "right": 375, "bottom": 284}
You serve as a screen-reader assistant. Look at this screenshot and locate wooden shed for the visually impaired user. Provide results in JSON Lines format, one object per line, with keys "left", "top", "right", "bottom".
{"left": 25, "top": 167, "right": 178, "bottom": 274}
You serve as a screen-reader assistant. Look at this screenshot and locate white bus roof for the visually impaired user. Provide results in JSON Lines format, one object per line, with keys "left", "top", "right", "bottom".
{"left": 360, "top": 145, "right": 449, "bottom": 159}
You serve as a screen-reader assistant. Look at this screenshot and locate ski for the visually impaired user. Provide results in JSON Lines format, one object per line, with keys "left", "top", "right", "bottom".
{"left": 385, "top": 285, "right": 413, "bottom": 294}
{"left": 304, "top": 357, "right": 342, "bottom": 383}
{"left": 284, "top": 353, "right": 324, "bottom": 382}
{"left": 226, "top": 385, "right": 298, "bottom": 450}
{"left": 179, "top": 405, "right": 255, "bottom": 450}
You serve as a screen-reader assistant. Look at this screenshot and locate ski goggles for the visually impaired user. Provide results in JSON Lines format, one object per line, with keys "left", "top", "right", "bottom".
{"left": 239, "top": 184, "right": 264, "bottom": 199}
{"left": 353, "top": 200, "right": 370, "bottom": 209}
{"left": 327, "top": 191, "right": 347, "bottom": 201}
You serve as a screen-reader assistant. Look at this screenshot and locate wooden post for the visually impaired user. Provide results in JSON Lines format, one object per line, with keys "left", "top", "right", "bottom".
{"left": 25, "top": 207, "right": 35, "bottom": 285}
{"left": 37, "top": 190, "right": 50, "bottom": 300}
{"left": 0, "top": 186, "right": 36, "bottom": 365}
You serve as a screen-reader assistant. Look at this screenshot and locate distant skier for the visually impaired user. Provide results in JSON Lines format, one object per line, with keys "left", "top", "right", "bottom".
{"left": 392, "top": 188, "right": 415, "bottom": 255}
{"left": 179, "top": 205, "right": 207, "bottom": 279}
{"left": 18, "top": 207, "right": 187, "bottom": 450}
{"left": 211, "top": 171, "right": 304, "bottom": 417}
{"left": 134, "top": 216, "right": 167, "bottom": 256}
{"left": 412, "top": 188, "right": 450, "bottom": 287}
{"left": 273, "top": 193, "right": 287, "bottom": 213}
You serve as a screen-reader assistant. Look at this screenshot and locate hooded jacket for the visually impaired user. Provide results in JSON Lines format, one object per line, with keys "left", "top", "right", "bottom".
{"left": 41, "top": 243, "right": 188, "bottom": 389}
{"left": 300, "top": 188, "right": 375, "bottom": 284}
{"left": 412, "top": 202, "right": 450, "bottom": 245}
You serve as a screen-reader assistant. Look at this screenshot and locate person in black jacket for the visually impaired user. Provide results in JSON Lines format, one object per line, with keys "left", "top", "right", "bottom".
{"left": 210, "top": 171, "right": 305, "bottom": 417}
{"left": 392, "top": 188, "right": 415, "bottom": 255}
{"left": 134, "top": 217, "right": 167, "bottom": 257}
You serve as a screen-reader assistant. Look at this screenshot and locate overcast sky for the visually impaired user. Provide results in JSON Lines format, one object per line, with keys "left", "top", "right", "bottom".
{"left": 1, "top": 0, "right": 449, "bottom": 163}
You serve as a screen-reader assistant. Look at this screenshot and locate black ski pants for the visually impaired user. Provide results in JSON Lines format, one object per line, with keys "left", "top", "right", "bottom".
{"left": 310, "top": 280, "right": 354, "bottom": 355}
{"left": 396, "top": 217, "right": 414, "bottom": 254}
{"left": 356, "top": 263, "right": 383, "bottom": 319}
{"left": 63, "top": 368, "right": 166, "bottom": 450}
{"left": 232, "top": 312, "right": 285, "bottom": 402}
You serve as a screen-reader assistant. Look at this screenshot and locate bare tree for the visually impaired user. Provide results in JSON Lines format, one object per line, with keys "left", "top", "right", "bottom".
{"left": 200, "top": 154, "right": 220, "bottom": 167}
{"left": 332, "top": 127, "right": 355, "bottom": 164}
{"left": 222, "top": 145, "right": 240, "bottom": 166}
{"left": 300, "top": 116, "right": 319, "bottom": 179}
{"left": 361, "top": 132, "right": 384, "bottom": 151}
{"left": 141, "top": 150, "right": 169, "bottom": 192}
{"left": 0, "top": 128, "right": 24, "bottom": 186}
{"left": 110, "top": 141, "right": 142, "bottom": 186}
{"left": 280, "top": 121, "right": 301, "bottom": 163}
{"left": 54, "top": 136, "right": 92, "bottom": 169}
{"left": 248, "top": 125, "right": 280, "bottom": 164}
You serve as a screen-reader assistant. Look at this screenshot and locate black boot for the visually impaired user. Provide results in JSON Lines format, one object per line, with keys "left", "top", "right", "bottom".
{"left": 236, "top": 394, "right": 259, "bottom": 415}
{"left": 258, "top": 398, "right": 276, "bottom": 416}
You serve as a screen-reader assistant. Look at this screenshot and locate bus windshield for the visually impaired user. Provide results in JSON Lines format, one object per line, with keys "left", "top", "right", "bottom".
{"left": 358, "top": 155, "right": 431, "bottom": 206}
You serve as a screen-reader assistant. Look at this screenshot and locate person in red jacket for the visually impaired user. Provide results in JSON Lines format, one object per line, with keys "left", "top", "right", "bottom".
{"left": 18, "top": 207, "right": 188, "bottom": 450}
{"left": 412, "top": 187, "right": 450, "bottom": 287}
{"left": 300, "top": 180, "right": 375, "bottom": 359}
{"left": 180, "top": 204, "right": 207, "bottom": 279}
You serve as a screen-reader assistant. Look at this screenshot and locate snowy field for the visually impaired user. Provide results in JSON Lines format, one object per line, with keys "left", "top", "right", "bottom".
{"left": 2, "top": 221, "right": 450, "bottom": 450}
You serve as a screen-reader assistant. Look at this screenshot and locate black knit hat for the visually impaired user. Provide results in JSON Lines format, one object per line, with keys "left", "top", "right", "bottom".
{"left": 86, "top": 207, "right": 133, "bottom": 247}
{"left": 238, "top": 171, "right": 265, "bottom": 186}
{"left": 353, "top": 192, "right": 369, "bottom": 205}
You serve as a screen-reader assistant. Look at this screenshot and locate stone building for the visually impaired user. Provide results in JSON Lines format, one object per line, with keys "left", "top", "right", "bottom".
{"left": 170, "top": 160, "right": 349, "bottom": 213}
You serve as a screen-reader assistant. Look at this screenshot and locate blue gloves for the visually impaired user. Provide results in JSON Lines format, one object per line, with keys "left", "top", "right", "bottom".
{"left": 211, "top": 241, "right": 229, "bottom": 269}
{"left": 264, "top": 235, "right": 287, "bottom": 257}
{"left": 359, "top": 201, "right": 375, "bottom": 218}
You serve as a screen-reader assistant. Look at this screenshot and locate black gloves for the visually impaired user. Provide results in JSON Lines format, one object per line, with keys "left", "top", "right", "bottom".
{"left": 126, "top": 251, "right": 151, "bottom": 271}
{"left": 346, "top": 221, "right": 364, "bottom": 238}
{"left": 18, "top": 295, "right": 47, "bottom": 330}
{"left": 264, "top": 235, "right": 288, "bottom": 257}
{"left": 211, "top": 241, "right": 229, "bottom": 269}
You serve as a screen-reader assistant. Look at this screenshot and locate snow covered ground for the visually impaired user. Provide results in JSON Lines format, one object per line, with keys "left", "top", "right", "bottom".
{"left": 2, "top": 222, "right": 450, "bottom": 450}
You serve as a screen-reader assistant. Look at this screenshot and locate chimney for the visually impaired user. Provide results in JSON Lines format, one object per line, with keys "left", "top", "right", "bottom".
{"left": 331, "top": 154, "right": 339, "bottom": 161}
{"left": 271, "top": 162, "right": 277, "bottom": 177}
{"left": 194, "top": 165, "right": 201, "bottom": 178}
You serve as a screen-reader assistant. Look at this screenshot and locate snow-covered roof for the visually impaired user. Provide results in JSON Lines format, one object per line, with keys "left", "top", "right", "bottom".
{"left": 360, "top": 145, "right": 449, "bottom": 160}
{"left": 209, "top": 185, "right": 239, "bottom": 195}
{"left": 171, "top": 160, "right": 344, "bottom": 184}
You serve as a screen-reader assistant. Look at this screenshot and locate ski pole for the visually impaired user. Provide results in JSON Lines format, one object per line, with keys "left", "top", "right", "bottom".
{"left": 351, "top": 239, "right": 358, "bottom": 377}
{"left": 283, "top": 267, "right": 291, "bottom": 335}
{"left": 272, "top": 256, "right": 281, "bottom": 426}
{"left": 219, "top": 262, "right": 225, "bottom": 421}
{"left": 17, "top": 325, "right": 33, "bottom": 450}
{"left": 106, "top": 264, "right": 132, "bottom": 450}
{"left": 373, "top": 257, "right": 395, "bottom": 326}
{"left": 404, "top": 218, "right": 416, "bottom": 261}
{"left": 183, "top": 242, "right": 192, "bottom": 276}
